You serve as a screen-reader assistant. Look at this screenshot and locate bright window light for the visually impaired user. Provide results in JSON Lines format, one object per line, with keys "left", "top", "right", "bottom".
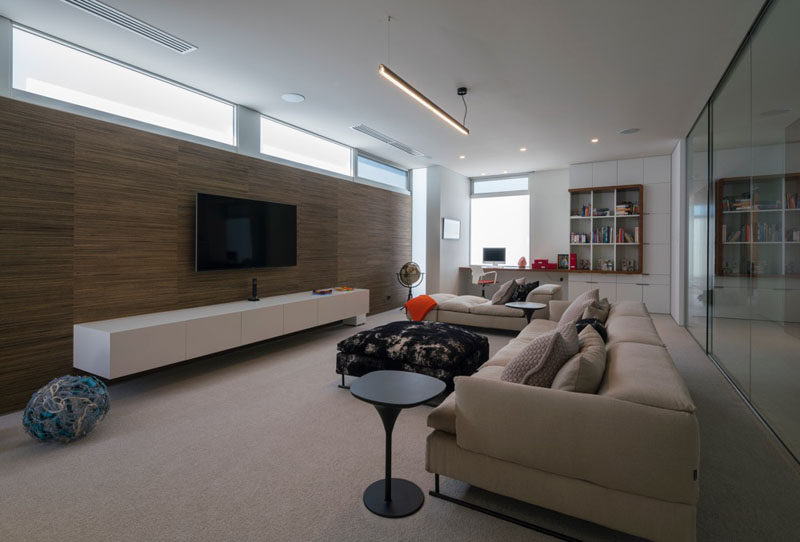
{"left": 473, "top": 176, "right": 528, "bottom": 195}
{"left": 260, "top": 117, "right": 352, "bottom": 176}
{"left": 357, "top": 155, "right": 408, "bottom": 190}
{"left": 12, "top": 28, "right": 235, "bottom": 145}
{"left": 470, "top": 195, "right": 530, "bottom": 264}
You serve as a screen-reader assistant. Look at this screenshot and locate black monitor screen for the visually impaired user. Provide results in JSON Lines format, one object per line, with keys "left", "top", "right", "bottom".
{"left": 196, "top": 193, "right": 297, "bottom": 271}
{"left": 482, "top": 247, "right": 506, "bottom": 263}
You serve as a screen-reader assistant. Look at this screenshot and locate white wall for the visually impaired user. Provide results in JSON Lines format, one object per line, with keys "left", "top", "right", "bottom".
{"left": 411, "top": 168, "right": 428, "bottom": 295}
{"left": 529, "top": 169, "right": 570, "bottom": 261}
{"left": 425, "top": 165, "right": 470, "bottom": 294}
{"left": 0, "top": 17, "right": 11, "bottom": 96}
{"left": 671, "top": 140, "right": 686, "bottom": 324}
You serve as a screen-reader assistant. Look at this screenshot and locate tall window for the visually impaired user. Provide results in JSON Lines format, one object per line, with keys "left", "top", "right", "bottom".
{"left": 12, "top": 27, "right": 236, "bottom": 145}
{"left": 470, "top": 176, "right": 529, "bottom": 265}
{"left": 356, "top": 155, "right": 408, "bottom": 191}
{"left": 260, "top": 117, "right": 352, "bottom": 176}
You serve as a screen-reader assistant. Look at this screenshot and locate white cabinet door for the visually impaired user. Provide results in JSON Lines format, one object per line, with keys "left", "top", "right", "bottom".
{"left": 644, "top": 182, "right": 671, "bottom": 213}
{"left": 616, "top": 282, "right": 644, "bottom": 303}
{"left": 318, "top": 291, "right": 369, "bottom": 325}
{"left": 644, "top": 155, "right": 670, "bottom": 184}
{"left": 186, "top": 313, "right": 242, "bottom": 359}
{"left": 568, "top": 277, "right": 590, "bottom": 300}
{"left": 570, "top": 163, "right": 592, "bottom": 189}
{"left": 592, "top": 161, "right": 617, "bottom": 187}
{"left": 284, "top": 299, "right": 318, "bottom": 333}
{"left": 643, "top": 284, "right": 670, "bottom": 314}
{"left": 617, "top": 158, "right": 644, "bottom": 185}
{"left": 644, "top": 244, "right": 670, "bottom": 275}
{"left": 108, "top": 322, "right": 187, "bottom": 379}
{"left": 242, "top": 305, "right": 284, "bottom": 343}
{"left": 590, "top": 274, "right": 617, "bottom": 302}
{"left": 644, "top": 213, "right": 670, "bottom": 244}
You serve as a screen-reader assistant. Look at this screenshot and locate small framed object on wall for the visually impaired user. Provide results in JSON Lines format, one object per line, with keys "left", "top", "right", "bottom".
{"left": 442, "top": 217, "right": 460, "bottom": 240}
{"left": 557, "top": 253, "right": 570, "bottom": 269}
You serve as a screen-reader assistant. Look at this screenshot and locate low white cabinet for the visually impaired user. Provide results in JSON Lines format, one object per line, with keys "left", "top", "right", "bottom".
{"left": 74, "top": 289, "right": 369, "bottom": 379}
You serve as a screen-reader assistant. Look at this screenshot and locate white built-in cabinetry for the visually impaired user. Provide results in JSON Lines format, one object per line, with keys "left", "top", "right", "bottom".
{"left": 569, "top": 156, "right": 672, "bottom": 313}
{"left": 74, "top": 289, "right": 369, "bottom": 379}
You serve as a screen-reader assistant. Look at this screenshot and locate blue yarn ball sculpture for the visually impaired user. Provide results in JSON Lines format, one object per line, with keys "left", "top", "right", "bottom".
{"left": 22, "top": 375, "right": 110, "bottom": 443}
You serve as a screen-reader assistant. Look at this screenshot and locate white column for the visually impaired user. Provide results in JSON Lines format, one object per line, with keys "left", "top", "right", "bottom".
{"left": 0, "top": 17, "right": 12, "bottom": 97}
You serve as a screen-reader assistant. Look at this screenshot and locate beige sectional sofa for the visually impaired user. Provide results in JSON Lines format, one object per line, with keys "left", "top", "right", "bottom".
{"left": 417, "top": 283, "right": 563, "bottom": 331}
{"left": 426, "top": 300, "right": 699, "bottom": 542}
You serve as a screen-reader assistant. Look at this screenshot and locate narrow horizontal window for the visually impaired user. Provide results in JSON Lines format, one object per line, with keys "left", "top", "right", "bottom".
{"left": 357, "top": 155, "right": 408, "bottom": 191}
{"left": 472, "top": 176, "right": 529, "bottom": 195}
{"left": 12, "top": 28, "right": 235, "bottom": 145}
{"left": 260, "top": 117, "right": 352, "bottom": 177}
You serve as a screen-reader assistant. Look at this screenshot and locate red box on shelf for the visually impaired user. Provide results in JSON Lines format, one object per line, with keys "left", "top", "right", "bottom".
{"left": 533, "top": 259, "right": 549, "bottom": 266}
{"left": 546, "top": 263, "right": 557, "bottom": 269}
{"left": 569, "top": 253, "right": 577, "bottom": 270}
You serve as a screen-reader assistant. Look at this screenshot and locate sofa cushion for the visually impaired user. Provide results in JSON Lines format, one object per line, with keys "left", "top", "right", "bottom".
{"left": 480, "top": 337, "right": 531, "bottom": 368}
{"left": 608, "top": 301, "right": 649, "bottom": 318}
{"left": 559, "top": 289, "right": 599, "bottom": 324}
{"left": 606, "top": 315, "right": 664, "bottom": 347}
{"left": 500, "top": 331, "right": 557, "bottom": 384}
{"left": 599, "top": 342, "right": 695, "bottom": 412}
{"left": 428, "top": 365, "right": 504, "bottom": 435}
{"left": 438, "top": 295, "right": 487, "bottom": 313}
{"left": 575, "top": 318, "right": 608, "bottom": 342}
{"left": 556, "top": 319, "right": 579, "bottom": 358}
{"left": 470, "top": 302, "right": 524, "bottom": 318}
{"left": 511, "top": 281, "right": 539, "bottom": 302}
{"left": 517, "top": 319, "right": 558, "bottom": 341}
{"left": 491, "top": 279, "right": 518, "bottom": 305}
{"left": 583, "top": 298, "right": 610, "bottom": 323}
{"left": 551, "top": 325, "right": 607, "bottom": 393}
{"left": 429, "top": 293, "right": 456, "bottom": 305}
{"left": 528, "top": 283, "right": 561, "bottom": 299}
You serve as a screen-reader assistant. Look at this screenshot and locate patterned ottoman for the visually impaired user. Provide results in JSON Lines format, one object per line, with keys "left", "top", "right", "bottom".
{"left": 336, "top": 320, "right": 489, "bottom": 389}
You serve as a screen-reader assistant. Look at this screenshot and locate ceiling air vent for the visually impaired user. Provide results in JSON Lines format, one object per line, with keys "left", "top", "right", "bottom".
{"left": 351, "top": 124, "right": 429, "bottom": 158}
{"left": 60, "top": 0, "right": 197, "bottom": 54}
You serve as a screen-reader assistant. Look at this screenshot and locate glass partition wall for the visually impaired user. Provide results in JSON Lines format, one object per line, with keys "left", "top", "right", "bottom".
{"left": 686, "top": 0, "right": 800, "bottom": 461}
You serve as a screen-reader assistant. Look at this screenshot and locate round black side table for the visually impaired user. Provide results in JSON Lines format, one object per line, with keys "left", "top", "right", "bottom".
{"left": 350, "top": 370, "right": 446, "bottom": 518}
{"left": 505, "top": 301, "right": 547, "bottom": 323}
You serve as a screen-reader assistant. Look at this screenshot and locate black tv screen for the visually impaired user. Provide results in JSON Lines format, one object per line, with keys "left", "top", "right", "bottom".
{"left": 482, "top": 247, "right": 506, "bottom": 263}
{"left": 196, "top": 193, "right": 297, "bottom": 271}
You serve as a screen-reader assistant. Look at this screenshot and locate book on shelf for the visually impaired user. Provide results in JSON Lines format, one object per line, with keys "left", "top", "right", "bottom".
{"left": 634, "top": 226, "right": 639, "bottom": 244}
{"left": 788, "top": 193, "right": 798, "bottom": 209}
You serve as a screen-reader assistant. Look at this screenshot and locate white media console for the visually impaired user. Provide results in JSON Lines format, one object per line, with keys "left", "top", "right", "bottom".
{"left": 74, "top": 289, "right": 369, "bottom": 379}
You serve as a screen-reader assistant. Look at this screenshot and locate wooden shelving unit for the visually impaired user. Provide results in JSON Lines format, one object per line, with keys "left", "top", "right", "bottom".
{"left": 714, "top": 173, "right": 800, "bottom": 277}
{"left": 568, "top": 184, "right": 644, "bottom": 274}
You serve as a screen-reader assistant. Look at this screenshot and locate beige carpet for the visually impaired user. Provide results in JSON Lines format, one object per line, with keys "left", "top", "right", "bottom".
{"left": 1, "top": 311, "right": 798, "bottom": 541}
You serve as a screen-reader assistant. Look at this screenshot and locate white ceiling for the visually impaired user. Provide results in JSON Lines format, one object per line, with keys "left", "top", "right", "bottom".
{"left": 0, "top": 0, "right": 764, "bottom": 176}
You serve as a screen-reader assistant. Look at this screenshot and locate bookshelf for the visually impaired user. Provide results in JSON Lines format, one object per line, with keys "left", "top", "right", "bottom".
{"left": 715, "top": 173, "right": 800, "bottom": 277}
{"left": 568, "top": 184, "right": 644, "bottom": 274}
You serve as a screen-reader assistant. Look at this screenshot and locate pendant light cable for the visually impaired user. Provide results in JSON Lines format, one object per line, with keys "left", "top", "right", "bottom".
{"left": 462, "top": 94, "right": 468, "bottom": 125}
{"left": 386, "top": 15, "right": 391, "bottom": 67}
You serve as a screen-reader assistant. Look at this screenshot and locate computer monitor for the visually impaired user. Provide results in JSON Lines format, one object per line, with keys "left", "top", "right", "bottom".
{"left": 482, "top": 247, "right": 506, "bottom": 265}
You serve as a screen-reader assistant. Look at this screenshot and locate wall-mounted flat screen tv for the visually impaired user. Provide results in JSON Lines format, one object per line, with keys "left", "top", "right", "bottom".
{"left": 196, "top": 193, "right": 297, "bottom": 271}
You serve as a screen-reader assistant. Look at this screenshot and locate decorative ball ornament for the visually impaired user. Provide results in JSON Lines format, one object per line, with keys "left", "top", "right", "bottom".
{"left": 23, "top": 375, "right": 110, "bottom": 443}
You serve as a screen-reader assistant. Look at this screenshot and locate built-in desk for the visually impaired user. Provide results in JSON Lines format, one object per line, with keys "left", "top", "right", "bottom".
{"left": 74, "top": 289, "right": 369, "bottom": 379}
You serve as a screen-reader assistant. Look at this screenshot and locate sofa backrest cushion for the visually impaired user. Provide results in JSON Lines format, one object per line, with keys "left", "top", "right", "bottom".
{"left": 582, "top": 298, "right": 610, "bottom": 323}
{"left": 598, "top": 342, "right": 696, "bottom": 413}
{"left": 491, "top": 279, "right": 518, "bottom": 305}
{"left": 559, "top": 288, "right": 599, "bottom": 324}
{"left": 606, "top": 315, "right": 664, "bottom": 347}
{"left": 551, "top": 325, "right": 607, "bottom": 393}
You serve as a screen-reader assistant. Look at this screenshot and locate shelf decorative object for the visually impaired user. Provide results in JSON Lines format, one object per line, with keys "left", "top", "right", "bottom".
{"left": 568, "top": 184, "right": 644, "bottom": 274}
{"left": 715, "top": 174, "right": 800, "bottom": 277}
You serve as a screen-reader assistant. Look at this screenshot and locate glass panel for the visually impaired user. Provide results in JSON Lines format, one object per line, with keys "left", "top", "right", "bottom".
{"left": 712, "top": 43, "right": 752, "bottom": 394}
{"left": 357, "top": 155, "right": 408, "bottom": 190}
{"left": 687, "top": 107, "right": 710, "bottom": 350}
{"left": 472, "top": 176, "right": 528, "bottom": 194}
{"left": 260, "top": 117, "right": 352, "bottom": 176}
{"left": 12, "top": 28, "right": 235, "bottom": 145}
{"left": 469, "top": 195, "right": 529, "bottom": 265}
{"left": 748, "top": 0, "right": 800, "bottom": 458}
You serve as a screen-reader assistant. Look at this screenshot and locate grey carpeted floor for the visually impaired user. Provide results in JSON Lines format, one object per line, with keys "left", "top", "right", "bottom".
{"left": 1, "top": 311, "right": 798, "bottom": 541}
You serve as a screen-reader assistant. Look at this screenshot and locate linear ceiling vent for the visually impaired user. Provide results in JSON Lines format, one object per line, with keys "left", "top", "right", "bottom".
{"left": 60, "top": 0, "right": 197, "bottom": 54}
{"left": 351, "top": 124, "right": 429, "bottom": 158}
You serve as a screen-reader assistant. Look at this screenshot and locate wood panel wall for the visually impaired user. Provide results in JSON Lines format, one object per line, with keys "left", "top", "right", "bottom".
{"left": 0, "top": 97, "right": 411, "bottom": 413}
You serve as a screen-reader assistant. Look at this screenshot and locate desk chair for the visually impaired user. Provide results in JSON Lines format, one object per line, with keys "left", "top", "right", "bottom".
{"left": 469, "top": 265, "right": 498, "bottom": 298}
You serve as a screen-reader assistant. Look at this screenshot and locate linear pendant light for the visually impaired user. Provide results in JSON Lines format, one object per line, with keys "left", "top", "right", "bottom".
{"left": 378, "top": 64, "right": 469, "bottom": 135}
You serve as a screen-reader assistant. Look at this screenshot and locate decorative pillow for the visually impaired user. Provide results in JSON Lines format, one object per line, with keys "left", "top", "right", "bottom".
{"left": 556, "top": 319, "right": 579, "bottom": 358}
{"left": 510, "top": 281, "right": 540, "bottom": 302}
{"left": 559, "top": 289, "right": 600, "bottom": 324}
{"left": 491, "top": 279, "right": 518, "bottom": 305}
{"left": 576, "top": 318, "right": 608, "bottom": 342}
{"left": 501, "top": 328, "right": 574, "bottom": 387}
{"left": 582, "top": 298, "right": 610, "bottom": 323}
{"left": 551, "top": 326, "right": 607, "bottom": 393}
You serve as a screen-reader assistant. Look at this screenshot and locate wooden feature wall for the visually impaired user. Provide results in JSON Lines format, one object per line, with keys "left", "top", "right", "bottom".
{"left": 0, "top": 97, "right": 411, "bottom": 413}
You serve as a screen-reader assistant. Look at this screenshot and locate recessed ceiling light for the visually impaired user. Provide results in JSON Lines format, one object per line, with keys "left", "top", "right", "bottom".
{"left": 459, "top": 155, "right": 466, "bottom": 159}
{"left": 520, "top": 147, "right": 527, "bottom": 152}
{"left": 503, "top": 170, "right": 508, "bottom": 174}
{"left": 619, "top": 128, "right": 640, "bottom": 135}
{"left": 281, "top": 93, "right": 305, "bottom": 103}
{"left": 760, "top": 108, "right": 791, "bottom": 117}
{"left": 591, "top": 138, "right": 599, "bottom": 143}
{"left": 481, "top": 172, "right": 486, "bottom": 176}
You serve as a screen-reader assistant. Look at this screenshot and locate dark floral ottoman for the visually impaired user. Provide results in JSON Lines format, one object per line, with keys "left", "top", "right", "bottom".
{"left": 336, "top": 320, "right": 489, "bottom": 389}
